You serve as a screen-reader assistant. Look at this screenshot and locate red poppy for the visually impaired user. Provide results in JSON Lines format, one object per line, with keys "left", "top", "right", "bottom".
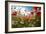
{"left": 12, "top": 12, "right": 17, "bottom": 16}
{"left": 33, "top": 7, "right": 37, "bottom": 12}
{"left": 31, "top": 12, "right": 34, "bottom": 15}
{"left": 37, "top": 12, "right": 41, "bottom": 16}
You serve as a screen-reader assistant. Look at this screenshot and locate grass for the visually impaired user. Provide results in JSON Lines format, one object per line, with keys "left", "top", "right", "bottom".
{"left": 11, "top": 15, "right": 41, "bottom": 28}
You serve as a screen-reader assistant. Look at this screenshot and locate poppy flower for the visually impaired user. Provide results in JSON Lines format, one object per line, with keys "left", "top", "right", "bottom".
{"left": 12, "top": 12, "right": 17, "bottom": 16}
{"left": 31, "top": 12, "right": 34, "bottom": 15}
{"left": 33, "top": 7, "right": 37, "bottom": 12}
{"left": 37, "top": 12, "right": 41, "bottom": 16}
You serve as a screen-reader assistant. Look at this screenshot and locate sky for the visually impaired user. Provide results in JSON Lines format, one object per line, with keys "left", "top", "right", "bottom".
{"left": 11, "top": 6, "right": 33, "bottom": 12}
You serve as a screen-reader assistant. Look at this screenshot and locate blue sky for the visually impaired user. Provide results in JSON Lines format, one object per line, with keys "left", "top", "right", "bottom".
{"left": 12, "top": 6, "right": 33, "bottom": 11}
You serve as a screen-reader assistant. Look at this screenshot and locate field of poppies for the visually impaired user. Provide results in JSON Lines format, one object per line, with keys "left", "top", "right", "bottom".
{"left": 11, "top": 7, "right": 41, "bottom": 28}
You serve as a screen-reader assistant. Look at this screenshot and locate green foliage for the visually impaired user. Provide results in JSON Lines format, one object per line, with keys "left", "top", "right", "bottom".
{"left": 12, "top": 14, "right": 41, "bottom": 28}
